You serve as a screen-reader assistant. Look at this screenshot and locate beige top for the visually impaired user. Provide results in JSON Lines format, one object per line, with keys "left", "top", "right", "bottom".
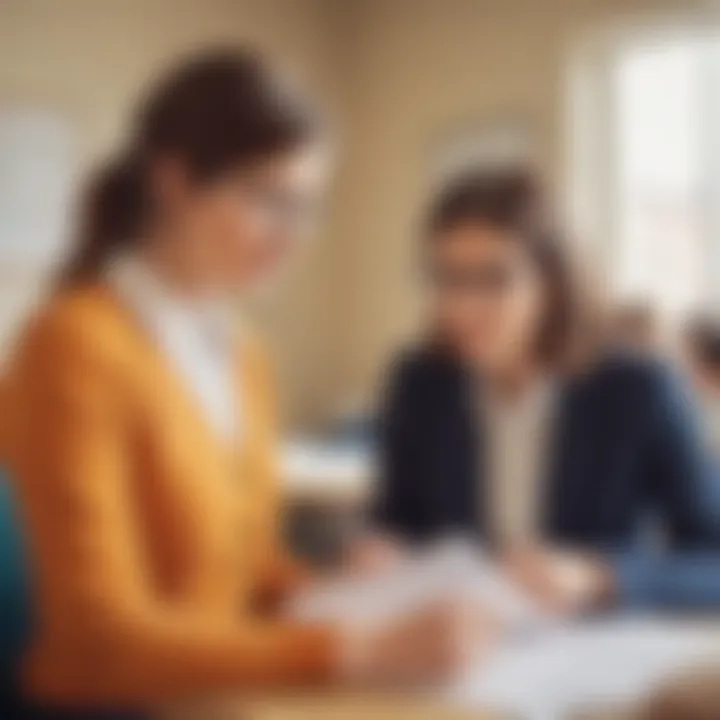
{"left": 482, "top": 380, "right": 557, "bottom": 546}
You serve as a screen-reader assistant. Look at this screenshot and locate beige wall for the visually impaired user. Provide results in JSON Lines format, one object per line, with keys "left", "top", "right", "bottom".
{"left": 1, "top": 0, "right": 716, "bottom": 426}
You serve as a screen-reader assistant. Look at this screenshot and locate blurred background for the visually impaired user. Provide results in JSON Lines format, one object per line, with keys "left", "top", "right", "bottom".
{"left": 3, "top": 0, "right": 720, "bottom": 556}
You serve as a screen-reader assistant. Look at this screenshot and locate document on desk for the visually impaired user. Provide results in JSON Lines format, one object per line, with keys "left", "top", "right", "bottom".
{"left": 289, "top": 537, "right": 543, "bottom": 628}
{"left": 447, "top": 618, "right": 720, "bottom": 720}
{"left": 289, "top": 539, "right": 720, "bottom": 720}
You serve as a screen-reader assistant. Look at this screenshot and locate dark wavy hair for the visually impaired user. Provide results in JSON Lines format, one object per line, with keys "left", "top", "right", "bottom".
{"left": 686, "top": 315, "right": 720, "bottom": 370}
{"left": 60, "top": 47, "right": 320, "bottom": 285}
{"left": 425, "top": 167, "right": 597, "bottom": 369}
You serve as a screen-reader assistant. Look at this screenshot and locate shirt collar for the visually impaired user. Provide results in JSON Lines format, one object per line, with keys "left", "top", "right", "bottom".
{"left": 105, "top": 253, "right": 236, "bottom": 355}
{"left": 481, "top": 376, "right": 557, "bottom": 415}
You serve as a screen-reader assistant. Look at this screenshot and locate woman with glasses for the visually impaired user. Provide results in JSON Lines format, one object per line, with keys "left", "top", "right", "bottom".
{"left": 362, "top": 168, "right": 720, "bottom": 613}
{"left": 1, "top": 49, "right": 480, "bottom": 719}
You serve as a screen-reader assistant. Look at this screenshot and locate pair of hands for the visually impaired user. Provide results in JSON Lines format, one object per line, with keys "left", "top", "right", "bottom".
{"left": 333, "top": 536, "right": 497, "bottom": 686}
{"left": 348, "top": 535, "right": 615, "bottom": 615}
{"left": 502, "top": 544, "right": 615, "bottom": 614}
{"left": 335, "top": 536, "right": 614, "bottom": 686}
{"left": 339, "top": 595, "right": 499, "bottom": 687}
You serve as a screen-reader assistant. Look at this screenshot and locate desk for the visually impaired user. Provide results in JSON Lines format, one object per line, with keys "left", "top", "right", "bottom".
{"left": 163, "top": 692, "right": 648, "bottom": 720}
{"left": 164, "top": 693, "right": 493, "bottom": 720}
{"left": 243, "top": 695, "right": 492, "bottom": 720}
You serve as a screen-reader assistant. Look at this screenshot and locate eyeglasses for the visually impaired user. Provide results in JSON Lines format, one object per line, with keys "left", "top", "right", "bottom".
{"left": 429, "top": 265, "right": 530, "bottom": 295}
{"left": 236, "top": 176, "right": 319, "bottom": 230}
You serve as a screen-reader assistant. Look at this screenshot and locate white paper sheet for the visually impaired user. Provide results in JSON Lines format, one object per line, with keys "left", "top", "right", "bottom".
{"left": 448, "top": 617, "right": 719, "bottom": 719}
{"left": 289, "top": 537, "right": 543, "bottom": 628}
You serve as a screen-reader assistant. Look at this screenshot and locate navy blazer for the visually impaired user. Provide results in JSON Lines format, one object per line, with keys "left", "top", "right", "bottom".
{"left": 374, "top": 347, "right": 720, "bottom": 604}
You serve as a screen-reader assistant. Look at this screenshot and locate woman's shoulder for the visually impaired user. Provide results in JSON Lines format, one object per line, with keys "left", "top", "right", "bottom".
{"left": 576, "top": 348, "right": 685, "bottom": 404}
{"left": 382, "top": 344, "right": 467, "bottom": 411}
{"left": 387, "top": 344, "right": 463, "bottom": 380}
{"left": 7, "top": 282, "right": 139, "bottom": 376}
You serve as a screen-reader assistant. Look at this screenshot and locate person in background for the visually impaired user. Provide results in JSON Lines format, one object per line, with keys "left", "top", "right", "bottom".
{"left": 358, "top": 168, "right": 720, "bottom": 613}
{"left": 684, "top": 315, "right": 720, "bottom": 455}
{"left": 609, "top": 302, "right": 663, "bottom": 357}
{"left": 0, "top": 49, "right": 483, "bottom": 720}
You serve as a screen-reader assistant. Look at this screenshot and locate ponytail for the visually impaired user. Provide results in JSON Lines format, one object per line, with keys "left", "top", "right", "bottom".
{"left": 60, "top": 153, "right": 146, "bottom": 285}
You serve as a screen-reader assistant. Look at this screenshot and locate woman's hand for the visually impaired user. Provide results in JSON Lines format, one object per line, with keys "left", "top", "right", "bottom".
{"left": 339, "top": 598, "right": 499, "bottom": 686}
{"left": 502, "top": 545, "right": 615, "bottom": 615}
{"left": 345, "top": 533, "right": 408, "bottom": 576}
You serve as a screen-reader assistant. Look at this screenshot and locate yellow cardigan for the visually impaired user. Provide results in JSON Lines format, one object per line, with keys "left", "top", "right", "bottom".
{"left": 1, "top": 283, "right": 337, "bottom": 706}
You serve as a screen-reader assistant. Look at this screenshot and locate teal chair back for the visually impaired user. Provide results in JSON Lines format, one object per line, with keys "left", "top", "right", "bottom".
{"left": 0, "top": 471, "right": 32, "bottom": 680}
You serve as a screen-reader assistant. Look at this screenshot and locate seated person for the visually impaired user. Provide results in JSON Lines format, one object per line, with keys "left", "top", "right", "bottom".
{"left": 684, "top": 315, "right": 720, "bottom": 454}
{"left": 358, "top": 168, "right": 720, "bottom": 614}
{"left": 0, "top": 48, "right": 483, "bottom": 720}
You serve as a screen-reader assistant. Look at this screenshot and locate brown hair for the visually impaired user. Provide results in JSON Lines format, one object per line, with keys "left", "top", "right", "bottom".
{"left": 60, "top": 47, "right": 320, "bottom": 284}
{"left": 685, "top": 314, "right": 720, "bottom": 370}
{"left": 425, "top": 167, "right": 596, "bottom": 369}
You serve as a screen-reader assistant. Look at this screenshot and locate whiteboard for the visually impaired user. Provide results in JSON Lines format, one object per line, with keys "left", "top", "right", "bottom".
{"left": 0, "top": 108, "right": 77, "bottom": 359}
{"left": 0, "top": 108, "right": 77, "bottom": 269}
{"left": 434, "top": 118, "right": 536, "bottom": 182}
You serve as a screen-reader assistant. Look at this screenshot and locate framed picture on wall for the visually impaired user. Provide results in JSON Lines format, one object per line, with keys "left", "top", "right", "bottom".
{"left": 433, "top": 116, "right": 536, "bottom": 183}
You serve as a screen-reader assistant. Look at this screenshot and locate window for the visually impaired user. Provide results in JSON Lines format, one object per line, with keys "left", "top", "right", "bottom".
{"left": 569, "top": 25, "right": 720, "bottom": 318}
{"left": 0, "top": 109, "right": 76, "bottom": 358}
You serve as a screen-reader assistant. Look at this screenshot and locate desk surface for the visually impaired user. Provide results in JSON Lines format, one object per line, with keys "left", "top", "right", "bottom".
{"left": 164, "top": 694, "right": 493, "bottom": 720}
{"left": 244, "top": 695, "right": 492, "bottom": 720}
